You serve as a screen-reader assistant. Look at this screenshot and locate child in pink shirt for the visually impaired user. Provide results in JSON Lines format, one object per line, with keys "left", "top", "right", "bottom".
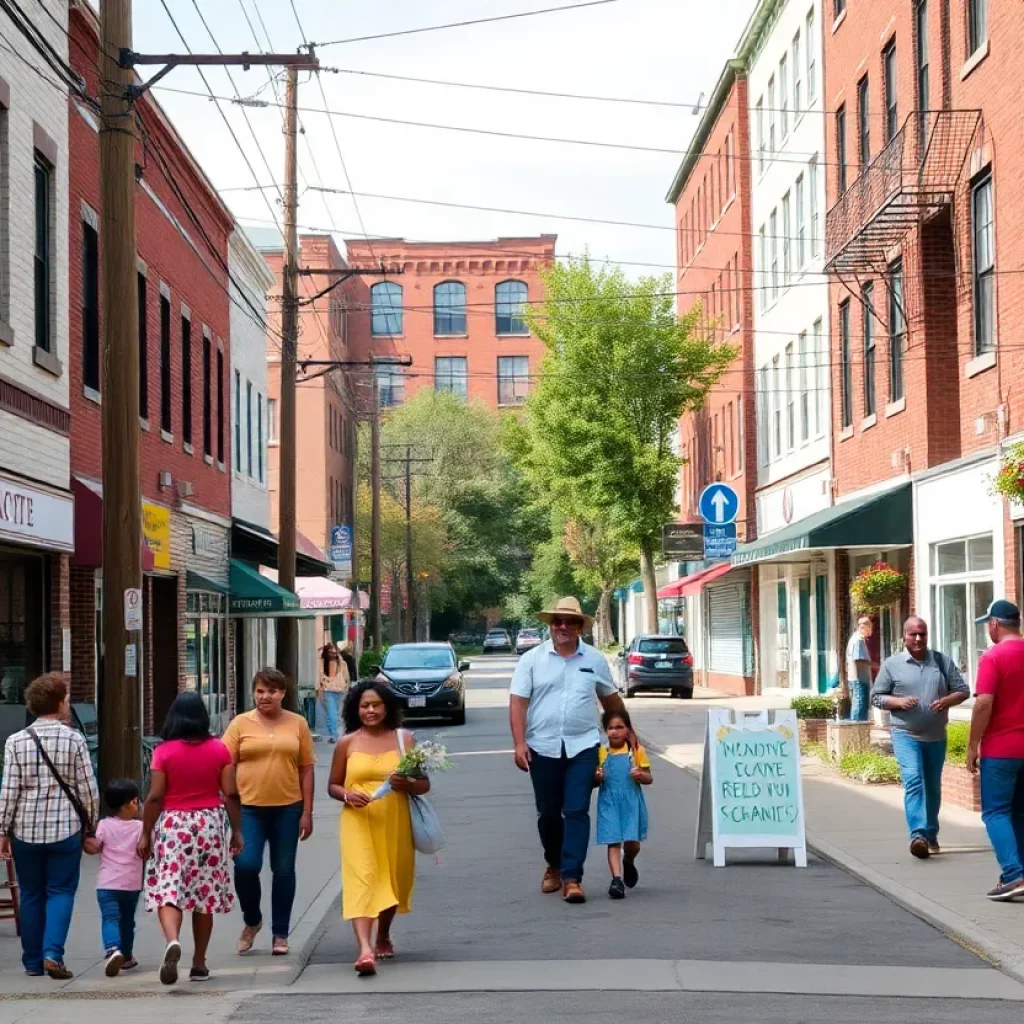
{"left": 86, "top": 780, "right": 144, "bottom": 977}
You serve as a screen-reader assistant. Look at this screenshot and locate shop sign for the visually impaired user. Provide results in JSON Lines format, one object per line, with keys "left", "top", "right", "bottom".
{"left": 191, "top": 523, "right": 227, "bottom": 563}
{"left": 142, "top": 502, "right": 171, "bottom": 569}
{"left": 0, "top": 473, "right": 74, "bottom": 552}
{"left": 663, "top": 523, "right": 704, "bottom": 559}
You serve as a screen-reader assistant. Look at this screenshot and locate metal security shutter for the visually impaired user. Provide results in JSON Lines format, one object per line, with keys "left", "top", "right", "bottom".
{"left": 708, "top": 584, "right": 744, "bottom": 676}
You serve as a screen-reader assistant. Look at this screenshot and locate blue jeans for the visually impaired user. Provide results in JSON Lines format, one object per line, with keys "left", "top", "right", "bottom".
{"left": 980, "top": 757, "right": 1024, "bottom": 884}
{"left": 848, "top": 680, "right": 870, "bottom": 722}
{"left": 233, "top": 802, "right": 303, "bottom": 937}
{"left": 323, "top": 690, "right": 343, "bottom": 742}
{"left": 11, "top": 832, "right": 82, "bottom": 972}
{"left": 890, "top": 730, "right": 946, "bottom": 842}
{"left": 528, "top": 744, "right": 599, "bottom": 883}
{"left": 97, "top": 889, "right": 141, "bottom": 958}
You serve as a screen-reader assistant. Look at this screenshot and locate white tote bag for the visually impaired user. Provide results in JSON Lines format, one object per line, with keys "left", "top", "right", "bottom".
{"left": 398, "top": 731, "right": 446, "bottom": 854}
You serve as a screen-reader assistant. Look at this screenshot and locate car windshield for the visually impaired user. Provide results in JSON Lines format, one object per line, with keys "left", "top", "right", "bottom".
{"left": 519, "top": 630, "right": 539, "bottom": 639}
{"left": 638, "top": 638, "right": 688, "bottom": 655}
{"left": 487, "top": 631, "right": 507, "bottom": 638}
{"left": 383, "top": 647, "right": 455, "bottom": 671}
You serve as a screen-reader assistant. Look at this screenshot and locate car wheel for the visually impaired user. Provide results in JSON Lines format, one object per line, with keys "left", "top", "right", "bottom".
{"left": 626, "top": 687, "right": 637, "bottom": 699}
{"left": 677, "top": 688, "right": 694, "bottom": 700}
{"left": 450, "top": 708, "right": 466, "bottom": 726}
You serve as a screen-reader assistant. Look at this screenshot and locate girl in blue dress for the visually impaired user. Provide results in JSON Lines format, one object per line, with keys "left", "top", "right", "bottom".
{"left": 595, "top": 708, "right": 653, "bottom": 899}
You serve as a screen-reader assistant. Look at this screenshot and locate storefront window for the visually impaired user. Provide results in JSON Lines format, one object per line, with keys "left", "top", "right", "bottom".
{"left": 185, "top": 591, "right": 228, "bottom": 730}
{"left": 0, "top": 552, "right": 44, "bottom": 706}
{"left": 930, "top": 534, "right": 993, "bottom": 686}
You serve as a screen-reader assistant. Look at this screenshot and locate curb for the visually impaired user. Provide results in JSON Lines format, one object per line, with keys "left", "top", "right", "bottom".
{"left": 281, "top": 867, "right": 341, "bottom": 986}
{"left": 641, "top": 730, "right": 1024, "bottom": 989}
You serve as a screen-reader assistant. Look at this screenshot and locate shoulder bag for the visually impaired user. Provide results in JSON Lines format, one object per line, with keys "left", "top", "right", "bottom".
{"left": 27, "top": 727, "right": 94, "bottom": 845}
{"left": 397, "top": 730, "right": 446, "bottom": 855}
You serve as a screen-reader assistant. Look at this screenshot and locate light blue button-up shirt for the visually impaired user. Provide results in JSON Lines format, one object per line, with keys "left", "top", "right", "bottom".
{"left": 509, "top": 638, "right": 617, "bottom": 759}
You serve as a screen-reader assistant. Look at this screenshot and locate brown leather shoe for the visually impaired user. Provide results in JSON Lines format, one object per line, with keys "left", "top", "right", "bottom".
{"left": 541, "top": 866, "right": 561, "bottom": 894}
{"left": 562, "top": 879, "right": 586, "bottom": 904}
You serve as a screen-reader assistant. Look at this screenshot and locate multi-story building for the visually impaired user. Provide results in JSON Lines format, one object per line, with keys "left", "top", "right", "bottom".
{"left": 344, "top": 236, "right": 556, "bottom": 411}
{"left": 667, "top": 59, "right": 758, "bottom": 695}
{"left": 0, "top": 1, "right": 74, "bottom": 743}
{"left": 819, "top": 0, "right": 1017, "bottom": 686}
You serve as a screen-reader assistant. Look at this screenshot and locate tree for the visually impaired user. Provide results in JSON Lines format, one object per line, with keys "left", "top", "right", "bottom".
{"left": 524, "top": 257, "right": 735, "bottom": 631}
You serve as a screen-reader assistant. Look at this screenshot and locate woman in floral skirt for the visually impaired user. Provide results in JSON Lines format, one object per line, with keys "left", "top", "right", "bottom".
{"left": 138, "top": 692, "right": 243, "bottom": 985}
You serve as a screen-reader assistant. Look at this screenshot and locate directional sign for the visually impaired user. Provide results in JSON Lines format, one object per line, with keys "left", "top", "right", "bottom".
{"left": 663, "top": 523, "right": 704, "bottom": 559}
{"left": 699, "top": 483, "right": 739, "bottom": 526}
{"left": 330, "top": 524, "right": 353, "bottom": 575}
{"left": 703, "top": 523, "right": 737, "bottom": 560}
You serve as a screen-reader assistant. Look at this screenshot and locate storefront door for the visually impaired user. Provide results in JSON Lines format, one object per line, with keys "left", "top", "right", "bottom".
{"left": 814, "top": 572, "right": 829, "bottom": 692}
{"left": 798, "top": 576, "right": 812, "bottom": 691}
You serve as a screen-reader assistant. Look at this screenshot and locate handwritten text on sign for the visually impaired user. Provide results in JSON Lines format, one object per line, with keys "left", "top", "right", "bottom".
{"left": 713, "top": 726, "right": 801, "bottom": 836}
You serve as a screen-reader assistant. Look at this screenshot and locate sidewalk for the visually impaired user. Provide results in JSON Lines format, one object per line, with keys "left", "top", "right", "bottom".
{"left": 631, "top": 694, "right": 1024, "bottom": 985}
{"left": 0, "top": 760, "right": 341, "bottom": 996}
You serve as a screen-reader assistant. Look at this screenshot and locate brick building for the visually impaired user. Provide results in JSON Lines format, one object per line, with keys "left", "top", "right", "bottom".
{"left": 0, "top": 1, "right": 73, "bottom": 744}
{"left": 68, "top": 3, "right": 235, "bottom": 732}
{"left": 821, "top": 0, "right": 1017, "bottom": 685}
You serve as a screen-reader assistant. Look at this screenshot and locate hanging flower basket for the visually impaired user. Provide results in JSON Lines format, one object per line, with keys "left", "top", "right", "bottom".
{"left": 992, "top": 442, "right": 1024, "bottom": 503}
{"left": 850, "top": 562, "right": 905, "bottom": 612}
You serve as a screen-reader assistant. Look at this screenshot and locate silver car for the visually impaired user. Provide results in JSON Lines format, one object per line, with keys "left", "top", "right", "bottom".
{"left": 483, "top": 628, "right": 512, "bottom": 653}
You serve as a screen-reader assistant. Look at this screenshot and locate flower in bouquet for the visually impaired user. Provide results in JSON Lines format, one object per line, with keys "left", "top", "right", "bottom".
{"left": 372, "top": 737, "right": 452, "bottom": 800}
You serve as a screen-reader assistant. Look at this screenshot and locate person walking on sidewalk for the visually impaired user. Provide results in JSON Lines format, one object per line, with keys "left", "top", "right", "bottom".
{"left": 845, "top": 615, "right": 875, "bottom": 722}
{"left": 968, "top": 599, "right": 1024, "bottom": 902}
{"left": 318, "top": 644, "right": 350, "bottom": 745}
{"left": 223, "top": 668, "right": 316, "bottom": 957}
{"left": 509, "top": 596, "right": 627, "bottom": 905}
{"left": 871, "top": 617, "right": 969, "bottom": 859}
{"left": 0, "top": 673, "right": 99, "bottom": 980}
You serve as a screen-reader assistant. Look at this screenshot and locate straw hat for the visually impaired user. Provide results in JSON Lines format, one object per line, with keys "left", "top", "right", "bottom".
{"left": 535, "top": 596, "right": 593, "bottom": 630}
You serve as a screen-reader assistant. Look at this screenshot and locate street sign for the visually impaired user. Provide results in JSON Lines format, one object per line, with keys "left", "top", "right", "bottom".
{"left": 329, "top": 524, "right": 353, "bottom": 576}
{"left": 124, "top": 587, "right": 142, "bottom": 631}
{"left": 698, "top": 482, "right": 739, "bottom": 526}
{"left": 663, "top": 523, "right": 704, "bottom": 559}
{"left": 703, "top": 523, "right": 737, "bottom": 560}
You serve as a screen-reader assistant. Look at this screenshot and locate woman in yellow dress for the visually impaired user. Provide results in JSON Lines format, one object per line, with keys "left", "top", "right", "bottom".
{"left": 328, "top": 681, "right": 427, "bottom": 976}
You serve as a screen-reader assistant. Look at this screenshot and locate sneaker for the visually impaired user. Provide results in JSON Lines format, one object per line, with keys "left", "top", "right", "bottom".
{"left": 562, "top": 879, "right": 586, "bottom": 904}
{"left": 928, "top": 840, "right": 941, "bottom": 855}
{"left": 43, "top": 959, "right": 73, "bottom": 980}
{"left": 986, "top": 878, "right": 1024, "bottom": 902}
{"left": 159, "top": 940, "right": 182, "bottom": 986}
{"left": 190, "top": 966, "right": 210, "bottom": 982}
{"left": 104, "top": 949, "right": 125, "bottom": 977}
{"left": 121, "top": 957, "right": 139, "bottom": 972}
{"left": 608, "top": 877, "right": 626, "bottom": 900}
{"left": 910, "top": 837, "right": 930, "bottom": 859}
{"left": 623, "top": 854, "right": 640, "bottom": 889}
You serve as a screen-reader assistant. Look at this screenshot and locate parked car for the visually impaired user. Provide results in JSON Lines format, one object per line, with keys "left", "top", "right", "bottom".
{"left": 483, "top": 629, "right": 513, "bottom": 653}
{"left": 375, "top": 643, "right": 468, "bottom": 725}
{"left": 448, "top": 630, "right": 475, "bottom": 646}
{"left": 618, "top": 635, "right": 693, "bottom": 699}
{"left": 515, "top": 628, "right": 543, "bottom": 655}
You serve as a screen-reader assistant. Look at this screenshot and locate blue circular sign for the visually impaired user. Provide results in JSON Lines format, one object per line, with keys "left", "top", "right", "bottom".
{"left": 698, "top": 483, "right": 739, "bottom": 526}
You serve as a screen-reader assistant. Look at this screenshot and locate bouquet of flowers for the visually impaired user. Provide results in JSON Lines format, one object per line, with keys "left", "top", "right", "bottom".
{"left": 371, "top": 738, "right": 452, "bottom": 800}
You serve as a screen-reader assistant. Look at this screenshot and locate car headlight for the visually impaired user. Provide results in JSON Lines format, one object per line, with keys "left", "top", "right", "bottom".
{"left": 442, "top": 673, "right": 461, "bottom": 690}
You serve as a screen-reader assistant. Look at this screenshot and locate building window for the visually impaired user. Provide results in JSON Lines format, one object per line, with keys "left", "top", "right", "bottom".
{"left": 181, "top": 316, "right": 193, "bottom": 447}
{"left": 495, "top": 280, "right": 528, "bottom": 335}
{"left": 737, "top": 394, "right": 744, "bottom": 473}
{"left": 434, "top": 280, "right": 467, "bottom": 336}
{"left": 770, "top": 209, "right": 779, "bottom": 300}
{"left": 888, "top": 259, "right": 906, "bottom": 399}
{"left": 839, "top": 300, "right": 852, "bottom": 428}
{"left": 863, "top": 283, "right": 876, "bottom": 418}
{"left": 968, "top": 0, "right": 988, "bottom": 57}
{"left": 793, "top": 31, "right": 803, "bottom": 117}
{"left": 771, "top": 355, "right": 781, "bottom": 459}
{"left": 435, "top": 356, "right": 468, "bottom": 399}
{"left": 857, "top": 76, "right": 870, "bottom": 169}
{"left": 767, "top": 76, "right": 776, "bottom": 156}
{"left": 246, "top": 379, "right": 253, "bottom": 477}
{"left": 184, "top": 591, "right": 228, "bottom": 731}
{"left": 916, "top": 1, "right": 930, "bottom": 144}
{"left": 257, "top": 394, "right": 264, "bottom": 483}
{"left": 809, "top": 155, "right": 820, "bottom": 255}
{"left": 930, "top": 534, "right": 994, "bottom": 686}
{"left": 972, "top": 173, "right": 994, "bottom": 354}
{"left": 795, "top": 174, "right": 806, "bottom": 269}
{"left": 234, "top": 370, "right": 241, "bottom": 468}
{"left": 883, "top": 41, "right": 898, "bottom": 144}
{"left": 497, "top": 356, "right": 530, "bottom": 406}
{"left": 217, "top": 348, "right": 224, "bottom": 464}
{"left": 798, "top": 330, "right": 810, "bottom": 442}
{"left": 836, "top": 105, "right": 848, "bottom": 193}
{"left": 779, "top": 54, "right": 789, "bottom": 138}
{"left": 756, "top": 99, "right": 765, "bottom": 173}
{"left": 267, "top": 397, "right": 278, "bottom": 444}
{"left": 813, "top": 318, "right": 825, "bottom": 436}
{"left": 726, "top": 131, "right": 735, "bottom": 197}
{"left": 375, "top": 365, "right": 405, "bottom": 408}
{"left": 33, "top": 153, "right": 52, "bottom": 355}
{"left": 371, "top": 281, "right": 403, "bottom": 336}
{"left": 757, "top": 226, "right": 766, "bottom": 310}
{"left": 202, "top": 330, "right": 212, "bottom": 456}
{"left": 138, "top": 273, "right": 148, "bottom": 418}
{"left": 781, "top": 192, "right": 791, "bottom": 287}
{"left": 834, "top": 0, "right": 846, "bottom": 18}
{"left": 160, "top": 291, "right": 172, "bottom": 434}
{"left": 82, "top": 220, "right": 100, "bottom": 393}
{"left": 785, "top": 342, "right": 795, "bottom": 451}
{"left": 806, "top": 7, "right": 816, "bottom": 101}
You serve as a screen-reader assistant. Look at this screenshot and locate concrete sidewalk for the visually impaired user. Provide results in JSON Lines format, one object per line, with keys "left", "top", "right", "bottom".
{"left": 0, "top": 760, "right": 342, "bottom": 996}
{"left": 631, "top": 694, "right": 1024, "bottom": 985}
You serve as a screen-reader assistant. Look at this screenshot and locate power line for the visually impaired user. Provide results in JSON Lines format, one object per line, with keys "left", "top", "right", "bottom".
{"left": 312, "top": 1, "right": 623, "bottom": 47}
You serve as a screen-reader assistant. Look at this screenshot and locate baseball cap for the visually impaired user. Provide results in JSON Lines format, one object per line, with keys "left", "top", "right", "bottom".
{"left": 974, "top": 599, "right": 1022, "bottom": 624}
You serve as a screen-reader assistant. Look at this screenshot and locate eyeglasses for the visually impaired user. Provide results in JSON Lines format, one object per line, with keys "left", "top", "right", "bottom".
{"left": 550, "top": 617, "right": 582, "bottom": 628}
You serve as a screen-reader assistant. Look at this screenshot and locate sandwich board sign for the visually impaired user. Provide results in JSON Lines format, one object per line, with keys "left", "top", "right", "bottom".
{"left": 694, "top": 707, "right": 807, "bottom": 867}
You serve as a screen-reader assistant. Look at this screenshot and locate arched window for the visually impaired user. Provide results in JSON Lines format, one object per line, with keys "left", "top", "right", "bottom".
{"left": 434, "top": 281, "right": 467, "bottom": 336}
{"left": 495, "top": 280, "right": 528, "bottom": 335}
{"left": 371, "top": 281, "right": 403, "bottom": 336}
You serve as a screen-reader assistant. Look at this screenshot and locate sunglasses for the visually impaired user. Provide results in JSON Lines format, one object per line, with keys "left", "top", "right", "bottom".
{"left": 550, "top": 617, "right": 583, "bottom": 628}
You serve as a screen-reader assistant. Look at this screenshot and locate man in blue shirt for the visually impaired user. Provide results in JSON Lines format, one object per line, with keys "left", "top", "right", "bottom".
{"left": 509, "top": 597, "right": 626, "bottom": 904}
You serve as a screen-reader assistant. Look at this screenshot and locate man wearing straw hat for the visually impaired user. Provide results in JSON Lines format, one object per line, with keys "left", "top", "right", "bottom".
{"left": 509, "top": 596, "right": 628, "bottom": 904}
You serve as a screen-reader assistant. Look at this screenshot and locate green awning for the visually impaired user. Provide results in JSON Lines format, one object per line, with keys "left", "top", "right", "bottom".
{"left": 186, "top": 570, "right": 228, "bottom": 595}
{"left": 229, "top": 559, "right": 311, "bottom": 618}
{"left": 731, "top": 483, "right": 913, "bottom": 566}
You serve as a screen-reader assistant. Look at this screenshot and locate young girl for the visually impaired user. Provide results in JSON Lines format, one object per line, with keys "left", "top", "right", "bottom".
{"left": 595, "top": 709, "right": 653, "bottom": 899}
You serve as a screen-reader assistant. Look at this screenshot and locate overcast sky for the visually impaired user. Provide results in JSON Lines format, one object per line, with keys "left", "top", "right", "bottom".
{"left": 135, "top": 0, "right": 754, "bottom": 278}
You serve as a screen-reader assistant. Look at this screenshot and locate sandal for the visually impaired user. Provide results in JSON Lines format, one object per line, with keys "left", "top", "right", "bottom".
{"left": 237, "top": 922, "right": 262, "bottom": 954}
{"left": 375, "top": 938, "right": 395, "bottom": 960}
{"left": 354, "top": 953, "right": 377, "bottom": 976}
{"left": 272, "top": 936, "right": 289, "bottom": 956}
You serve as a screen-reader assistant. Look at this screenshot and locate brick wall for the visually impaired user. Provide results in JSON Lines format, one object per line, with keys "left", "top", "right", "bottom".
{"left": 49, "top": 553, "right": 70, "bottom": 684}
{"left": 69, "top": 564, "right": 94, "bottom": 702}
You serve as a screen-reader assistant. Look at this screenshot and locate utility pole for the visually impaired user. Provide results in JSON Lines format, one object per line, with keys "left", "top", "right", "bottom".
{"left": 405, "top": 444, "right": 413, "bottom": 642}
{"left": 277, "top": 65, "right": 300, "bottom": 702}
{"left": 99, "top": 0, "right": 141, "bottom": 789}
{"left": 370, "top": 381, "right": 382, "bottom": 651}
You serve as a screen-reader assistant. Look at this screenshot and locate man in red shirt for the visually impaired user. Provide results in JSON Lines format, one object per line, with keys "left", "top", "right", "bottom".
{"left": 969, "top": 599, "right": 1024, "bottom": 901}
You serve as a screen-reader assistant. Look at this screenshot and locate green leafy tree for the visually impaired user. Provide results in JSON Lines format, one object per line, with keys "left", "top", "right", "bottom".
{"left": 524, "top": 257, "right": 735, "bottom": 631}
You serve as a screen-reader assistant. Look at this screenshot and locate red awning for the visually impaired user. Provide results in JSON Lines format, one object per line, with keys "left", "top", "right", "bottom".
{"left": 657, "top": 562, "right": 733, "bottom": 599}
{"left": 71, "top": 477, "right": 156, "bottom": 572}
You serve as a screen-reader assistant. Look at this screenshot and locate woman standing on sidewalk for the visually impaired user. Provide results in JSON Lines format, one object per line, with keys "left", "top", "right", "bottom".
{"left": 223, "top": 667, "right": 316, "bottom": 956}
{"left": 0, "top": 673, "right": 99, "bottom": 980}
{"left": 139, "top": 692, "right": 242, "bottom": 985}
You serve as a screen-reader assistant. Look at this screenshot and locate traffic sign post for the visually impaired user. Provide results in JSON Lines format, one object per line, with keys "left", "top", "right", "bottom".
{"left": 698, "top": 483, "right": 739, "bottom": 526}
{"left": 704, "top": 523, "right": 737, "bottom": 559}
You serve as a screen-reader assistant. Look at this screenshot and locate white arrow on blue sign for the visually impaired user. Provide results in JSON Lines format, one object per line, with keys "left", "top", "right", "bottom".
{"left": 698, "top": 483, "right": 739, "bottom": 526}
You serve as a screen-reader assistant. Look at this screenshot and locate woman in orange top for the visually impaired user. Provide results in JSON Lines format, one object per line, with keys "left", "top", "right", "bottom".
{"left": 222, "top": 668, "right": 316, "bottom": 956}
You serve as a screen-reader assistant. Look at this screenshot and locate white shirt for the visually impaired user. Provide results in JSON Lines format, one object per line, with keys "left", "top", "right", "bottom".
{"left": 509, "top": 638, "right": 617, "bottom": 759}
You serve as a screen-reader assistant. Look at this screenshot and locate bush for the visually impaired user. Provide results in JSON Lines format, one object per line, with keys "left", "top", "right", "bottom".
{"left": 946, "top": 721, "right": 969, "bottom": 767}
{"left": 359, "top": 646, "right": 389, "bottom": 678}
{"left": 838, "top": 750, "right": 902, "bottom": 785}
{"left": 791, "top": 695, "right": 837, "bottom": 720}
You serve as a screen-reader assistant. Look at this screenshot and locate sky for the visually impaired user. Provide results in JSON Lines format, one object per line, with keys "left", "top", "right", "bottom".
{"left": 134, "top": 0, "right": 755, "bottom": 279}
